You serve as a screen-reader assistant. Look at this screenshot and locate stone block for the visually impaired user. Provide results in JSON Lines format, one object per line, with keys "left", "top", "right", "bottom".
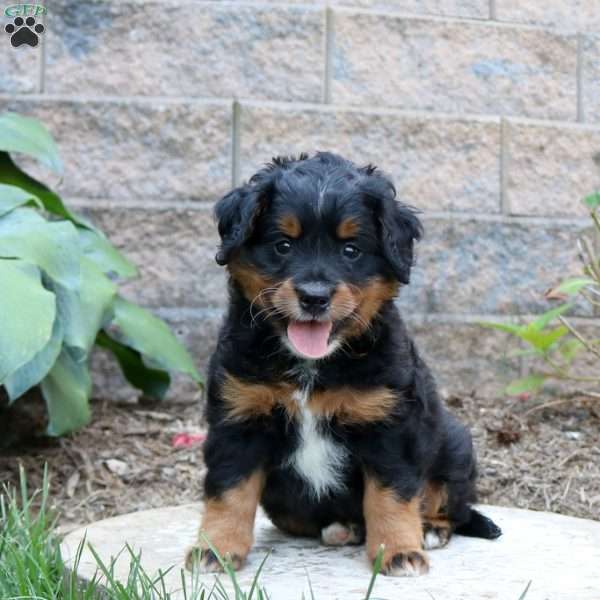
{"left": 240, "top": 104, "right": 501, "bottom": 213}
{"left": 505, "top": 119, "right": 600, "bottom": 217}
{"left": 331, "top": 12, "right": 578, "bottom": 120}
{"left": 243, "top": 0, "right": 489, "bottom": 19}
{"left": 408, "top": 317, "right": 520, "bottom": 397}
{"left": 401, "top": 217, "right": 593, "bottom": 316}
{"left": 495, "top": 1, "right": 600, "bottom": 33}
{"left": 0, "top": 98, "right": 232, "bottom": 202}
{"left": 582, "top": 35, "right": 600, "bottom": 124}
{"left": 81, "top": 206, "right": 227, "bottom": 310}
{"left": 45, "top": 1, "right": 325, "bottom": 102}
{"left": 0, "top": 44, "right": 40, "bottom": 93}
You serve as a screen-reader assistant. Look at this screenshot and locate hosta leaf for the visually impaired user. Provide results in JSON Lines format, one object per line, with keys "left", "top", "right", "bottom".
{"left": 79, "top": 228, "right": 137, "bottom": 279}
{"left": 41, "top": 349, "right": 91, "bottom": 436}
{"left": 505, "top": 374, "right": 546, "bottom": 396}
{"left": 549, "top": 278, "right": 597, "bottom": 296}
{"left": 111, "top": 297, "right": 201, "bottom": 383}
{"left": 0, "top": 259, "right": 56, "bottom": 382}
{"left": 96, "top": 331, "right": 170, "bottom": 400}
{"left": 0, "top": 183, "right": 41, "bottom": 216}
{"left": 0, "top": 208, "right": 80, "bottom": 289}
{"left": 4, "top": 318, "right": 64, "bottom": 402}
{"left": 518, "top": 326, "right": 569, "bottom": 352}
{"left": 0, "top": 112, "right": 63, "bottom": 174}
{"left": 50, "top": 257, "right": 117, "bottom": 354}
{"left": 0, "top": 152, "right": 93, "bottom": 228}
{"left": 583, "top": 193, "right": 600, "bottom": 210}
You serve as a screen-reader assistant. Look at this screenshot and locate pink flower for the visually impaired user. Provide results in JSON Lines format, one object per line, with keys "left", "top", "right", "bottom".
{"left": 172, "top": 433, "right": 206, "bottom": 448}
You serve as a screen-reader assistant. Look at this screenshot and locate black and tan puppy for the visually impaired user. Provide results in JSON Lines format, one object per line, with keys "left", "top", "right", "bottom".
{"left": 186, "top": 152, "right": 501, "bottom": 577}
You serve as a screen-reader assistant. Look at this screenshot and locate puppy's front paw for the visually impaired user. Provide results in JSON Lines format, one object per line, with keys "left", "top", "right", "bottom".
{"left": 381, "top": 550, "right": 429, "bottom": 577}
{"left": 185, "top": 546, "right": 244, "bottom": 573}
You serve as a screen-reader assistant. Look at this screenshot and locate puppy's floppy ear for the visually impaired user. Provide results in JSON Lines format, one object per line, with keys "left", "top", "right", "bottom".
{"left": 214, "top": 172, "right": 275, "bottom": 265}
{"left": 379, "top": 196, "right": 423, "bottom": 284}
{"left": 214, "top": 185, "right": 258, "bottom": 265}
{"left": 361, "top": 169, "right": 423, "bottom": 284}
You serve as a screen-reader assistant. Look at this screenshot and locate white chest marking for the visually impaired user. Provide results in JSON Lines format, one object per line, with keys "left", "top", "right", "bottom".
{"left": 289, "top": 389, "right": 348, "bottom": 499}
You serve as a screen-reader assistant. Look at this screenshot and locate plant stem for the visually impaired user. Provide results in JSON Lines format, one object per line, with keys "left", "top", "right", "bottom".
{"left": 558, "top": 316, "right": 600, "bottom": 359}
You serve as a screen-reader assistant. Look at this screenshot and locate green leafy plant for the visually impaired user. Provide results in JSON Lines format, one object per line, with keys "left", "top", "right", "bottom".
{"left": 481, "top": 193, "right": 600, "bottom": 399}
{"left": 0, "top": 112, "right": 202, "bottom": 435}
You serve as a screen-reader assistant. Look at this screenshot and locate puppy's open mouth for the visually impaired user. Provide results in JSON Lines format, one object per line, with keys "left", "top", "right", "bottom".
{"left": 287, "top": 320, "right": 333, "bottom": 359}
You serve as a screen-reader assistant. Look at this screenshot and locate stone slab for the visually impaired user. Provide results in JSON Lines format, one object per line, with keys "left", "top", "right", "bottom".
{"left": 61, "top": 504, "right": 600, "bottom": 599}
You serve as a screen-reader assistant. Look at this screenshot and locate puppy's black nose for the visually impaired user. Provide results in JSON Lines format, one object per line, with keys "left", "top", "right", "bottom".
{"left": 296, "top": 282, "right": 333, "bottom": 315}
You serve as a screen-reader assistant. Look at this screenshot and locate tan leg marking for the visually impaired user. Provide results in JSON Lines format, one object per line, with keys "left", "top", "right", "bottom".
{"left": 364, "top": 476, "right": 429, "bottom": 577}
{"left": 185, "top": 471, "right": 264, "bottom": 572}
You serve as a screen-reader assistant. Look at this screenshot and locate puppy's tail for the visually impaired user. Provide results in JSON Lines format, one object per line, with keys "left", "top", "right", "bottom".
{"left": 455, "top": 508, "right": 502, "bottom": 540}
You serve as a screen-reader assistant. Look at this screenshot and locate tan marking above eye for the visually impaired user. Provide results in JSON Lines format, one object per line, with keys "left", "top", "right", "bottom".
{"left": 336, "top": 218, "right": 360, "bottom": 239}
{"left": 278, "top": 214, "right": 302, "bottom": 239}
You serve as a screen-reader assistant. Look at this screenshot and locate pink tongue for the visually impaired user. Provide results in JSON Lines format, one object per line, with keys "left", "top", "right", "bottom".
{"left": 287, "top": 320, "right": 333, "bottom": 359}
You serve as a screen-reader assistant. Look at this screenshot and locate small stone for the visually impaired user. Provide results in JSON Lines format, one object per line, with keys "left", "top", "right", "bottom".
{"left": 104, "top": 459, "right": 129, "bottom": 476}
{"left": 564, "top": 431, "right": 583, "bottom": 441}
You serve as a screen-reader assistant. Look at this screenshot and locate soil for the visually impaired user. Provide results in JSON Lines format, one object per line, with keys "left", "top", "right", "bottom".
{"left": 0, "top": 393, "right": 598, "bottom": 534}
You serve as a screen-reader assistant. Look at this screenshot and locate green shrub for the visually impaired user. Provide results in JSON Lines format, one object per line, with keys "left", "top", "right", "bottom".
{"left": 481, "top": 194, "right": 600, "bottom": 398}
{"left": 0, "top": 112, "right": 202, "bottom": 436}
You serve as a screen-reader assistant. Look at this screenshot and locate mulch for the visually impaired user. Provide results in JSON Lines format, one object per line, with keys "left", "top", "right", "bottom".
{"left": 0, "top": 393, "right": 598, "bottom": 533}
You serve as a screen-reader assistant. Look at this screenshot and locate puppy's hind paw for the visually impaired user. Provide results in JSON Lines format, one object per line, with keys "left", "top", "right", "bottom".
{"left": 321, "top": 522, "right": 364, "bottom": 546}
{"left": 381, "top": 550, "right": 429, "bottom": 577}
{"left": 422, "top": 524, "right": 451, "bottom": 550}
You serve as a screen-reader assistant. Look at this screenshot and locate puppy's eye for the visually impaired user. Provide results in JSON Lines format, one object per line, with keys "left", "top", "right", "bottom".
{"left": 342, "top": 243, "right": 361, "bottom": 260}
{"left": 275, "top": 240, "right": 292, "bottom": 256}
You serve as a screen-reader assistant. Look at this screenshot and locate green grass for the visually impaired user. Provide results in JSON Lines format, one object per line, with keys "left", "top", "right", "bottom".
{"left": 0, "top": 467, "right": 383, "bottom": 600}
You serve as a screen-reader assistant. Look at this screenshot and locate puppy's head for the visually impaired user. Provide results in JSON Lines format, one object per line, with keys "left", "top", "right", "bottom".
{"left": 215, "top": 152, "right": 422, "bottom": 360}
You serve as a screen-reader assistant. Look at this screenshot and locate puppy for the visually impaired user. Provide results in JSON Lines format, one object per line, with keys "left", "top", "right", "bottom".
{"left": 186, "top": 152, "right": 501, "bottom": 577}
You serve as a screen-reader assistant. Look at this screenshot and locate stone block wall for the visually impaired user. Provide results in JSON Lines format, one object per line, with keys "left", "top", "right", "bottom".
{"left": 1, "top": 1, "right": 599, "bottom": 399}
